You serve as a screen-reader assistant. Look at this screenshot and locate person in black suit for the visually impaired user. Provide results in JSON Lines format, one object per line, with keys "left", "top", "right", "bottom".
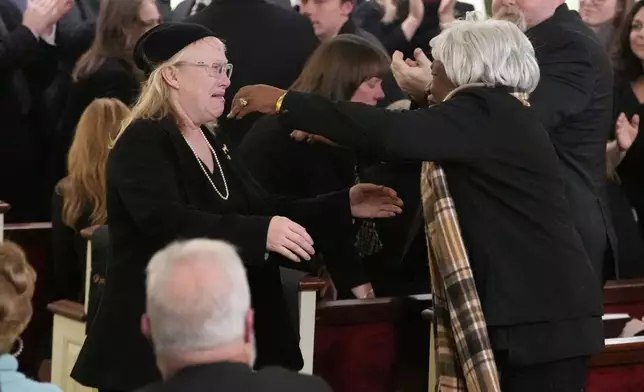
{"left": 184, "top": 0, "right": 319, "bottom": 148}
{"left": 230, "top": 16, "right": 604, "bottom": 391}
{"left": 70, "top": 22, "right": 402, "bottom": 392}
{"left": 0, "top": 0, "right": 72, "bottom": 222}
{"left": 135, "top": 239, "right": 333, "bottom": 392}
{"left": 493, "top": 0, "right": 617, "bottom": 282}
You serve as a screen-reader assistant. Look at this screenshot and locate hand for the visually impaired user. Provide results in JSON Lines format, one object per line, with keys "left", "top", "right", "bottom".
{"left": 228, "top": 84, "right": 286, "bottom": 120}
{"left": 408, "top": 0, "right": 424, "bottom": 22}
{"left": 391, "top": 49, "right": 432, "bottom": 102}
{"left": 615, "top": 112, "right": 639, "bottom": 152}
{"left": 23, "top": 0, "right": 72, "bottom": 37}
{"left": 267, "top": 216, "right": 315, "bottom": 262}
{"left": 352, "top": 282, "right": 375, "bottom": 299}
{"left": 438, "top": 0, "right": 456, "bottom": 25}
{"left": 290, "top": 130, "right": 337, "bottom": 146}
{"left": 349, "top": 184, "right": 403, "bottom": 218}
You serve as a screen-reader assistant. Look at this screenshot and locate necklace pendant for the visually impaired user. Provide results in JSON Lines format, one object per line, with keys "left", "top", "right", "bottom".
{"left": 223, "top": 144, "right": 229, "bottom": 154}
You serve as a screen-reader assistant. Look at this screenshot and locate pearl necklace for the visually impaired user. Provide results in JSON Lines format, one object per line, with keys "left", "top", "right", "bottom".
{"left": 183, "top": 130, "right": 230, "bottom": 200}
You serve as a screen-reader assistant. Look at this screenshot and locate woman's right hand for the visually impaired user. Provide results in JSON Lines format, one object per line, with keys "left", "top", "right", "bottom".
{"left": 267, "top": 216, "right": 315, "bottom": 262}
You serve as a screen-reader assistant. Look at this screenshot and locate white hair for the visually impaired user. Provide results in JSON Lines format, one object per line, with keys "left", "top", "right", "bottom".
{"left": 430, "top": 12, "right": 540, "bottom": 94}
{"left": 145, "top": 239, "right": 250, "bottom": 356}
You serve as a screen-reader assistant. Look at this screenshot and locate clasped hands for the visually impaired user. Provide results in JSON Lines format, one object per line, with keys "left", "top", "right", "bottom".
{"left": 266, "top": 184, "right": 403, "bottom": 263}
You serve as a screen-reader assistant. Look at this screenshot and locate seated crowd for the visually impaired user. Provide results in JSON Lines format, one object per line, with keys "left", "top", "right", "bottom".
{"left": 2, "top": 0, "right": 644, "bottom": 391}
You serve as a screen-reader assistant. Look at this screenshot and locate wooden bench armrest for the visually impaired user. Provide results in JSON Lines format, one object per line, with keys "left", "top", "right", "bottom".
{"left": 317, "top": 294, "right": 432, "bottom": 325}
{"left": 604, "top": 278, "right": 644, "bottom": 304}
{"left": 590, "top": 336, "right": 644, "bottom": 367}
{"left": 4, "top": 222, "right": 52, "bottom": 231}
{"left": 47, "top": 300, "right": 86, "bottom": 322}
{"left": 0, "top": 202, "right": 9, "bottom": 214}
{"left": 80, "top": 225, "right": 101, "bottom": 240}
{"left": 299, "top": 276, "right": 326, "bottom": 292}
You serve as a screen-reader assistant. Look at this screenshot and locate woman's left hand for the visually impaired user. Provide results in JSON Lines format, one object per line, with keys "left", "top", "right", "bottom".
{"left": 350, "top": 184, "right": 403, "bottom": 218}
{"left": 228, "top": 84, "right": 286, "bottom": 119}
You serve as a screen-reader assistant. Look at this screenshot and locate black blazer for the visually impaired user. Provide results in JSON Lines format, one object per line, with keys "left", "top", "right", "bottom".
{"left": 71, "top": 117, "right": 354, "bottom": 391}
{"left": 185, "top": 0, "right": 319, "bottom": 148}
{"left": 277, "top": 87, "right": 605, "bottom": 363}
{"left": 136, "top": 362, "right": 333, "bottom": 392}
{"left": 0, "top": 0, "right": 58, "bottom": 222}
{"left": 527, "top": 4, "right": 616, "bottom": 281}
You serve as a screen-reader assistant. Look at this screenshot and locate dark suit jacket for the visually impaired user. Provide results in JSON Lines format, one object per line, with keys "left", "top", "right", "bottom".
{"left": 0, "top": 0, "right": 58, "bottom": 222}
{"left": 136, "top": 362, "right": 333, "bottom": 392}
{"left": 277, "top": 87, "right": 605, "bottom": 364}
{"left": 527, "top": 4, "right": 616, "bottom": 281}
{"left": 70, "top": 117, "right": 353, "bottom": 390}
{"left": 185, "top": 0, "right": 319, "bottom": 148}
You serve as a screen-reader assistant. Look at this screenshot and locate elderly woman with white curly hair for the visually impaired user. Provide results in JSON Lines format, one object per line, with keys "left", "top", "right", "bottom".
{"left": 229, "top": 15, "right": 605, "bottom": 392}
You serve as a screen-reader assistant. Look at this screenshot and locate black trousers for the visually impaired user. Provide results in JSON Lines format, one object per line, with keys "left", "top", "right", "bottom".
{"left": 497, "top": 355, "right": 590, "bottom": 392}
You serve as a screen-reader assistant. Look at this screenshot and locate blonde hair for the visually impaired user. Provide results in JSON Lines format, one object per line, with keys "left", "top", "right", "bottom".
{"left": 115, "top": 37, "right": 224, "bottom": 144}
{"left": 0, "top": 241, "right": 36, "bottom": 353}
{"left": 59, "top": 98, "right": 131, "bottom": 228}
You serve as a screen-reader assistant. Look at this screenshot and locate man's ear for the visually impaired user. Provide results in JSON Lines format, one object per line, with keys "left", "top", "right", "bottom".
{"left": 161, "top": 66, "right": 180, "bottom": 89}
{"left": 243, "top": 309, "right": 254, "bottom": 344}
{"left": 340, "top": 0, "right": 354, "bottom": 17}
{"left": 141, "top": 313, "right": 152, "bottom": 340}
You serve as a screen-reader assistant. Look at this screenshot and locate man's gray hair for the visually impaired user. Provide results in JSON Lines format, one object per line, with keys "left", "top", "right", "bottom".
{"left": 430, "top": 12, "right": 540, "bottom": 93}
{"left": 145, "top": 239, "right": 251, "bottom": 355}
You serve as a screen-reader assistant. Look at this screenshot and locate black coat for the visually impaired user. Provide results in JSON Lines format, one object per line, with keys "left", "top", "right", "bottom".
{"left": 527, "top": 4, "right": 616, "bottom": 281}
{"left": 185, "top": 0, "right": 319, "bottom": 148}
{"left": 0, "top": 0, "right": 58, "bottom": 222}
{"left": 136, "top": 362, "right": 333, "bottom": 392}
{"left": 277, "top": 86, "right": 605, "bottom": 364}
{"left": 52, "top": 58, "right": 140, "bottom": 185}
{"left": 71, "top": 117, "right": 354, "bottom": 391}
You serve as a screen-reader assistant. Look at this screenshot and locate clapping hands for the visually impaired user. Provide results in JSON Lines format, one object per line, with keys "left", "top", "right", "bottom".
{"left": 23, "top": 0, "right": 73, "bottom": 37}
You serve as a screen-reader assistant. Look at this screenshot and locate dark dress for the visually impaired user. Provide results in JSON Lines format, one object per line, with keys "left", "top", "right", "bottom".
{"left": 608, "top": 78, "right": 644, "bottom": 278}
{"left": 238, "top": 115, "right": 368, "bottom": 296}
{"left": 277, "top": 87, "right": 604, "bottom": 374}
{"left": 71, "top": 117, "right": 354, "bottom": 391}
{"left": 527, "top": 4, "right": 616, "bottom": 282}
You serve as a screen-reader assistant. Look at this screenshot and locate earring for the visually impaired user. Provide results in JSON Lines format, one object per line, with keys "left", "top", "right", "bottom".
{"left": 11, "top": 336, "right": 23, "bottom": 358}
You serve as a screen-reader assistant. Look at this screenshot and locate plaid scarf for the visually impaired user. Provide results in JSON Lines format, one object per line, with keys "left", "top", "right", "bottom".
{"left": 421, "top": 161, "right": 501, "bottom": 392}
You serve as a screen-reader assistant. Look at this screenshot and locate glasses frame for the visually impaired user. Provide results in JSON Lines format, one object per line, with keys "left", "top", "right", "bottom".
{"left": 175, "top": 61, "right": 233, "bottom": 79}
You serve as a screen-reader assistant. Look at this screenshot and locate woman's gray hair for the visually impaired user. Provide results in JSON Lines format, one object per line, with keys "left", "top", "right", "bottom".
{"left": 430, "top": 12, "right": 540, "bottom": 93}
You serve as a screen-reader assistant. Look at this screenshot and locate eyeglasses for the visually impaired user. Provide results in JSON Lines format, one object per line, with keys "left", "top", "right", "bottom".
{"left": 176, "top": 61, "right": 233, "bottom": 79}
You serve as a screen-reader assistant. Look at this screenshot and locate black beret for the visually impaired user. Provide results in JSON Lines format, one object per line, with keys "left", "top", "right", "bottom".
{"left": 133, "top": 22, "right": 217, "bottom": 75}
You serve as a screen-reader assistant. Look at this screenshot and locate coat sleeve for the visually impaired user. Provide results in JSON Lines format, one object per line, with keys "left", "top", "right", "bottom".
{"left": 280, "top": 91, "right": 487, "bottom": 162}
{"left": 109, "top": 121, "right": 272, "bottom": 265}
{"left": 0, "top": 24, "right": 42, "bottom": 74}
{"left": 529, "top": 38, "right": 595, "bottom": 133}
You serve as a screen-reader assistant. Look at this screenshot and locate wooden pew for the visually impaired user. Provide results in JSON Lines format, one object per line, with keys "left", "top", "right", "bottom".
{"left": 48, "top": 225, "right": 326, "bottom": 390}
{"left": 587, "top": 336, "right": 644, "bottom": 392}
{"left": 4, "top": 221, "right": 52, "bottom": 377}
{"left": 314, "top": 294, "right": 432, "bottom": 392}
{"left": 0, "top": 201, "right": 9, "bottom": 241}
{"left": 604, "top": 278, "right": 644, "bottom": 319}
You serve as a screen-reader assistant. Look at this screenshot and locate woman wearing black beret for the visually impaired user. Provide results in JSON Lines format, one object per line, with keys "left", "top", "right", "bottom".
{"left": 70, "top": 22, "right": 403, "bottom": 392}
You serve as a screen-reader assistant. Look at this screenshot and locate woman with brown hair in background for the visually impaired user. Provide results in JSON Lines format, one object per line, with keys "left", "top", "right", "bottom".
{"left": 238, "top": 34, "right": 429, "bottom": 298}
{"left": 51, "top": 98, "right": 130, "bottom": 304}
{"left": 52, "top": 0, "right": 161, "bottom": 188}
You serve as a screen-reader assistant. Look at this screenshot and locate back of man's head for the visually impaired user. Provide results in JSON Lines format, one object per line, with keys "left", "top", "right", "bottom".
{"left": 143, "top": 239, "right": 252, "bottom": 373}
